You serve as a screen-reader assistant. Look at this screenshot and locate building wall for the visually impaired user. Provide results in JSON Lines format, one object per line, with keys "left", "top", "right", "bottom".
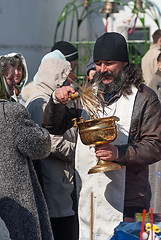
{"left": 0, "top": 0, "right": 62, "bottom": 82}
{"left": 0, "top": 0, "right": 160, "bottom": 82}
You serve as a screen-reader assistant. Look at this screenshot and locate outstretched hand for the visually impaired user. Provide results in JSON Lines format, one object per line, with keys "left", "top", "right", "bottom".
{"left": 95, "top": 143, "right": 118, "bottom": 161}
{"left": 55, "top": 86, "right": 75, "bottom": 104}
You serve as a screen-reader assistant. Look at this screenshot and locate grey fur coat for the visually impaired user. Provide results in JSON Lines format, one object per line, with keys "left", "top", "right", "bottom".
{"left": 0, "top": 100, "right": 54, "bottom": 240}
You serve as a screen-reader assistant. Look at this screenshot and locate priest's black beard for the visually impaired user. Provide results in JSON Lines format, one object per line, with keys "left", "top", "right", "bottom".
{"left": 97, "top": 71, "right": 125, "bottom": 95}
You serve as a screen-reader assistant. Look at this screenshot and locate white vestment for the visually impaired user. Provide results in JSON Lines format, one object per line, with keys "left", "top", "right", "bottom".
{"left": 75, "top": 87, "right": 138, "bottom": 240}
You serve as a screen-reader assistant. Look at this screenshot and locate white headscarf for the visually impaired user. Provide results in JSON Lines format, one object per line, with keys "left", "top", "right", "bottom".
{"left": 33, "top": 50, "right": 65, "bottom": 84}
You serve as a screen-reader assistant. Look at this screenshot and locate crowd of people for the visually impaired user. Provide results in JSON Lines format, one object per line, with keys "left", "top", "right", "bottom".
{"left": 0, "top": 30, "right": 161, "bottom": 240}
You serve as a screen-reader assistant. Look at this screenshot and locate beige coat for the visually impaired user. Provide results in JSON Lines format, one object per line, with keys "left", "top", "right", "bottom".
{"left": 141, "top": 44, "right": 161, "bottom": 86}
{"left": 26, "top": 57, "right": 78, "bottom": 218}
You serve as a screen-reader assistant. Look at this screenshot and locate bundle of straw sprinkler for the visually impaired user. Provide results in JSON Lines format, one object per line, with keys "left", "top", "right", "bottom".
{"left": 67, "top": 73, "right": 102, "bottom": 118}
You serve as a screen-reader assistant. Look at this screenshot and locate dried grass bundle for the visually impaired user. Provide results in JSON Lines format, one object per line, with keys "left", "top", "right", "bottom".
{"left": 67, "top": 74, "right": 103, "bottom": 118}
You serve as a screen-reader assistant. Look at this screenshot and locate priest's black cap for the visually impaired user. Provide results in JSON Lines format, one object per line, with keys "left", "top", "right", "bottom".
{"left": 93, "top": 32, "right": 129, "bottom": 63}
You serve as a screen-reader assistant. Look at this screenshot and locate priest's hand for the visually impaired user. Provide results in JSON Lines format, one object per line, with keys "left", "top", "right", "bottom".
{"left": 55, "top": 86, "right": 75, "bottom": 104}
{"left": 95, "top": 143, "right": 118, "bottom": 161}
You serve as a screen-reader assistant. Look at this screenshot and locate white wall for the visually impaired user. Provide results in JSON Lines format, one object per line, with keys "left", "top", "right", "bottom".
{"left": 0, "top": 0, "right": 160, "bottom": 82}
{"left": 0, "top": 0, "right": 64, "bottom": 82}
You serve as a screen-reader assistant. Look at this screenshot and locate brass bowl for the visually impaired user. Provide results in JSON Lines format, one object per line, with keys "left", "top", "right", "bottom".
{"left": 76, "top": 116, "right": 121, "bottom": 174}
{"left": 77, "top": 116, "right": 119, "bottom": 146}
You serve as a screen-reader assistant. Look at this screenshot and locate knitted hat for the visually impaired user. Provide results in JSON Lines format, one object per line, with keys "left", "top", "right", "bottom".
{"left": 86, "top": 57, "right": 96, "bottom": 76}
{"left": 93, "top": 32, "right": 129, "bottom": 63}
{"left": 51, "top": 41, "right": 78, "bottom": 62}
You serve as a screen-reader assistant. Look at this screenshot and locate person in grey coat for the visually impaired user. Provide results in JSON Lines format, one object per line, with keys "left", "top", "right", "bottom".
{"left": 0, "top": 99, "right": 54, "bottom": 240}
